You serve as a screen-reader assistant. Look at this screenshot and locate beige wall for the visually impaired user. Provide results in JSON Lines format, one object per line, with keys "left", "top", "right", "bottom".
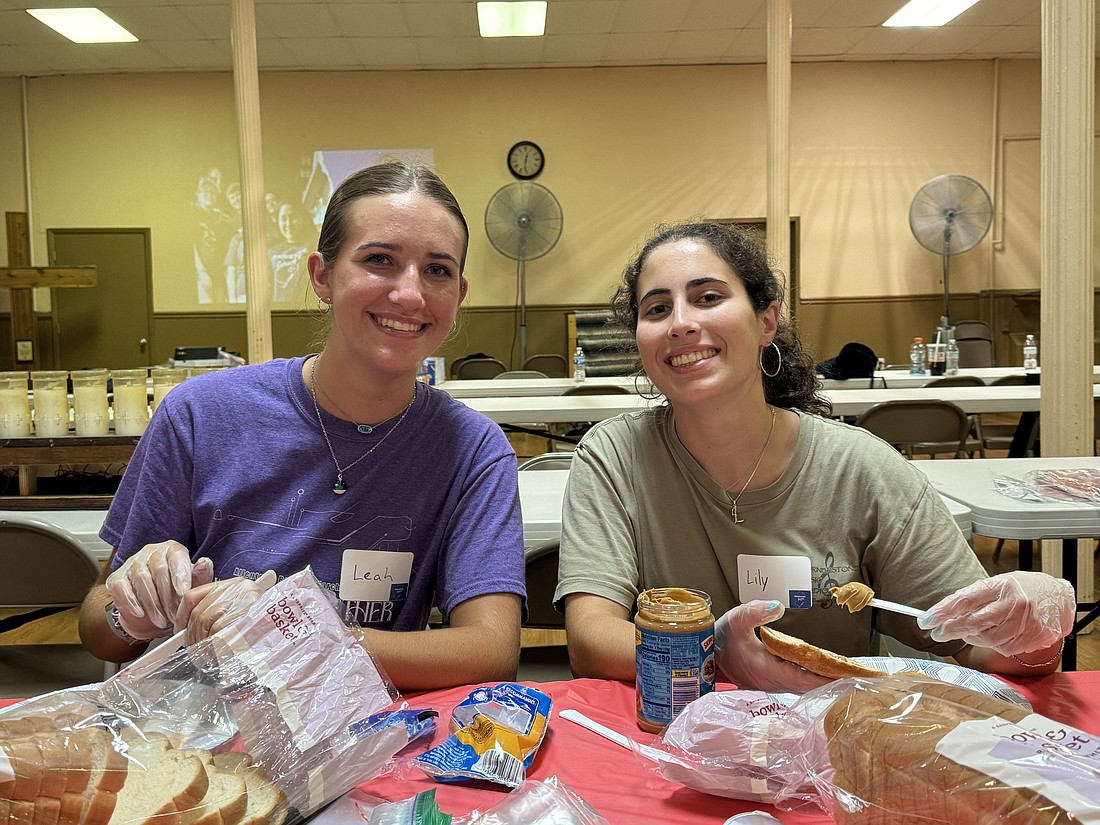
{"left": 0, "top": 57, "right": 1088, "bottom": 368}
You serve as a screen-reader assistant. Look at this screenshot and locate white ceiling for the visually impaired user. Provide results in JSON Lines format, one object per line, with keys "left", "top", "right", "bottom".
{"left": 0, "top": 0, "right": 1045, "bottom": 78}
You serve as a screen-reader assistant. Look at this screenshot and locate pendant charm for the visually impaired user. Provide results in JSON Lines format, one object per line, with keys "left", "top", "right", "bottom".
{"left": 357, "top": 424, "right": 374, "bottom": 434}
{"left": 731, "top": 504, "right": 744, "bottom": 524}
{"left": 333, "top": 478, "right": 347, "bottom": 495}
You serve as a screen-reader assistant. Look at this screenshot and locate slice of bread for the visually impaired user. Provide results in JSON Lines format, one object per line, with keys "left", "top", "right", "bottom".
{"left": 234, "top": 767, "right": 287, "bottom": 825}
{"left": 108, "top": 743, "right": 209, "bottom": 825}
{"left": 179, "top": 766, "right": 248, "bottom": 825}
{"left": 759, "top": 626, "right": 889, "bottom": 680}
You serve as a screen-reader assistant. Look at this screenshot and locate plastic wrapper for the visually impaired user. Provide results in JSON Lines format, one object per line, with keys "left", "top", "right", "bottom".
{"left": 0, "top": 568, "right": 425, "bottom": 825}
{"left": 995, "top": 468, "right": 1100, "bottom": 504}
{"left": 313, "top": 776, "right": 607, "bottom": 825}
{"left": 643, "top": 689, "right": 801, "bottom": 804}
{"left": 414, "top": 684, "right": 551, "bottom": 788}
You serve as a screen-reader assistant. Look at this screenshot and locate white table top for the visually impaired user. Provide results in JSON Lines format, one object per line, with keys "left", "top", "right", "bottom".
{"left": 913, "top": 457, "right": 1100, "bottom": 540}
{"left": 458, "top": 384, "right": 1082, "bottom": 424}
{"left": 0, "top": 471, "right": 577, "bottom": 561}
{"left": 821, "top": 365, "right": 1100, "bottom": 390}
{"left": 436, "top": 376, "right": 646, "bottom": 398}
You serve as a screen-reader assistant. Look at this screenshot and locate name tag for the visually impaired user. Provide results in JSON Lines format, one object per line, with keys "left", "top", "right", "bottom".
{"left": 339, "top": 549, "right": 414, "bottom": 602}
{"left": 736, "top": 554, "right": 813, "bottom": 609}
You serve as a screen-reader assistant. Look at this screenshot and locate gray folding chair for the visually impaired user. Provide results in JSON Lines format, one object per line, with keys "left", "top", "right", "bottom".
{"left": 455, "top": 357, "right": 508, "bottom": 379}
{"left": 854, "top": 399, "right": 971, "bottom": 459}
{"left": 495, "top": 370, "right": 549, "bottom": 380}
{"left": 523, "top": 540, "right": 564, "bottom": 630}
{"left": 0, "top": 516, "right": 100, "bottom": 629}
{"left": 925, "top": 375, "right": 986, "bottom": 457}
{"left": 523, "top": 354, "right": 569, "bottom": 377}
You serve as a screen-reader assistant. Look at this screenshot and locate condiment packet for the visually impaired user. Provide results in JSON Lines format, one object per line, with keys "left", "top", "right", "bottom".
{"left": 414, "top": 683, "right": 552, "bottom": 788}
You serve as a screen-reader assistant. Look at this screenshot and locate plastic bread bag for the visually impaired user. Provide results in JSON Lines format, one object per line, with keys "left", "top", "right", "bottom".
{"left": 632, "top": 689, "right": 804, "bottom": 804}
{"left": 769, "top": 673, "right": 1100, "bottom": 824}
{"left": 995, "top": 468, "right": 1100, "bottom": 504}
{"left": 310, "top": 776, "right": 604, "bottom": 825}
{"left": 414, "top": 683, "right": 552, "bottom": 788}
{"left": 0, "top": 567, "right": 426, "bottom": 825}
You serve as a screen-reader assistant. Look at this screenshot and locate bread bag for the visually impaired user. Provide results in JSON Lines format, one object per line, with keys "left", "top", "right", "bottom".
{"left": 775, "top": 674, "right": 1100, "bottom": 824}
{"left": 0, "top": 568, "right": 425, "bottom": 825}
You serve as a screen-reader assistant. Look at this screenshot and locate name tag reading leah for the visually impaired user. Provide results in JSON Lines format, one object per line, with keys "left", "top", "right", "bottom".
{"left": 736, "top": 554, "right": 813, "bottom": 609}
{"left": 339, "top": 549, "right": 414, "bottom": 603}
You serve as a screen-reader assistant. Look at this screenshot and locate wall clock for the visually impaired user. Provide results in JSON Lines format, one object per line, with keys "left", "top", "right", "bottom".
{"left": 507, "top": 140, "right": 544, "bottom": 179}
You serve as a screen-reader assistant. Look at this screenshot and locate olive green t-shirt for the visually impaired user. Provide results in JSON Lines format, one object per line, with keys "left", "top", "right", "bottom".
{"left": 556, "top": 407, "right": 983, "bottom": 658}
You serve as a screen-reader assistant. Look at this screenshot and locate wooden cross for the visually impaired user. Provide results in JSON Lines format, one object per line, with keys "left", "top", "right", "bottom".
{"left": 4, "top": 212, "right": 96, "bottom": 370}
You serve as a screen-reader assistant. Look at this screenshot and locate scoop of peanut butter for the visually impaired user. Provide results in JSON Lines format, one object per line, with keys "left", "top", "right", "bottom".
{"left": 830, "top": 582, "right": 874, "bottom": 613}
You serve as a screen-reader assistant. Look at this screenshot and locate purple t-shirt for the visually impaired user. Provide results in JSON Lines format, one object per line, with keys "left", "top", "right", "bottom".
{"left": 102, "top": 357, "right": 525, "bottom": 631}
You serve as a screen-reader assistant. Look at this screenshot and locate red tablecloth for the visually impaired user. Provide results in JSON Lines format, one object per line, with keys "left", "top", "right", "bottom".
{"left": 358, "top": 671, "right": 1100, "bottom": 824}
{"left": 3, "top": 671, "right": 1099, "bottom": 823}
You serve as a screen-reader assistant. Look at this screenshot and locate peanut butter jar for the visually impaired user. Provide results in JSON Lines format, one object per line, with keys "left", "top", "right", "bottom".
{"left": 635, "top": 587, "right": 716, "bottom": 732}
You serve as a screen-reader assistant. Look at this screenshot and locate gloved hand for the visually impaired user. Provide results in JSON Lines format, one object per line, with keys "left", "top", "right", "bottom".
{"left": 714, "top": 600, "right": 832, "bottom": 693}
{"left": 176, "top": 570, "right": 279, "bottom": 645}
{"left": 918, "top": 571, "right": 1075, "bottom": 656}
{"left": 105, "top": 541, "right": 214, "bottom": 641}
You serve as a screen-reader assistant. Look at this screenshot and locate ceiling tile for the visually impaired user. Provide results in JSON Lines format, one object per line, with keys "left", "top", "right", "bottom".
{"left": 328, "top": 2, "right": 411, "bottom": 35}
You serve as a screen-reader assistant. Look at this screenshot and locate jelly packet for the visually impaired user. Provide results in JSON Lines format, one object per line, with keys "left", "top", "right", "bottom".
{"left": 414, "top": 683, "right": 552, "bottom": 788}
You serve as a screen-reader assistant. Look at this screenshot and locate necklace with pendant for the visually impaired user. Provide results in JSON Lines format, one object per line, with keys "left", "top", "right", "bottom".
{"left": 724, "top": 406, "right": 777, "bottom": 524}
{"left": 309, "top": 355, "right": 418, "bottom": 494}
{"left": 314, "top": 371, "right": 376, "bottom": 433}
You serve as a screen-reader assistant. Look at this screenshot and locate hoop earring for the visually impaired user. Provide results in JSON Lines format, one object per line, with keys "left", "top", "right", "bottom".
{"left": 760, "top": 341, "right": 782, "bottom": 378}
{"left": 635, "top": 370, "right": 662, "bottom": 400}
{"left": 317, "top": 297, "right": 331, "bottom": 314}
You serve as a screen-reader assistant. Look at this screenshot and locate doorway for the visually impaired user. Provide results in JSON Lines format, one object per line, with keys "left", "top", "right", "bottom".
{"left": 47, "top": 228, "right": 153, "bottom": 369}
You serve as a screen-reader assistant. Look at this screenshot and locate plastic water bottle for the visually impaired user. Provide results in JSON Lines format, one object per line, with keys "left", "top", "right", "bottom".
{"left": 572, "top": 347, "right": 587, "bottom": 382}
{"left": 909, "top": 337, "right": 927, "bottom": 375}
{"left": 945, "top": 338, "right": 959, "bottom": 374}
{"left": 1023, "top": 334, "right": 1038, "bottom": 372}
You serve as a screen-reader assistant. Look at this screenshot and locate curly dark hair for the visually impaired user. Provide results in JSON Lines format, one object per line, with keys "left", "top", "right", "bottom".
{"left": 610, "top": 220, "right": 831, "bottom": 416}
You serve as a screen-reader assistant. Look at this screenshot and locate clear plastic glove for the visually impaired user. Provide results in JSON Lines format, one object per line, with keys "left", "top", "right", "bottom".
{"left": 713, "top": 600, "right": 832, "bottom": 693}
{"left": 105, "top": 540, "right": 214, "bottom": 641}
{"left": 177, "top": 569, "right": 279, "bottom": 645}
{"left": 918, "top": 571, "right": 1075, "bottom": 656}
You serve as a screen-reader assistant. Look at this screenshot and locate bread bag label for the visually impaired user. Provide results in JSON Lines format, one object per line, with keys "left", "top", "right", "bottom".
{"left": 936, "top": 716, "right": 1100, "bottom": 822}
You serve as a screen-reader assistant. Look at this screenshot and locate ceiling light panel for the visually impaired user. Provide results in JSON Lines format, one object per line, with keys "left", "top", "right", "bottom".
{"left": 27, "top": 8, "right": 138, "bottom": 44}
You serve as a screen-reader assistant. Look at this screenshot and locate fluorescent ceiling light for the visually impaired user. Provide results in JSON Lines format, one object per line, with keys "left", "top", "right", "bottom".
{"left": 27, "top": 8, "right": 138, "bottom": 43}
{"left": 883, "top": 0, "right": 980, "bottom": 27}
{"left": 477, "top": 1, "right": 547, "bottom": 37}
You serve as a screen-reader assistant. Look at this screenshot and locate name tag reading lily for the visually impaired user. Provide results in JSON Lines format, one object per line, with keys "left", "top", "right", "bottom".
{"left": 736, "top": 554, "right": 813, "bottom": 609}
{"left": 339, "top": 548, "right": 414, "bottom": 602}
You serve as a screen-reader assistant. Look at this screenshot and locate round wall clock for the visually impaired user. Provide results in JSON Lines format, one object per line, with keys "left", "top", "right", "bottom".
{"left": 507, "top": 140, "right": 544, "bottom": 179}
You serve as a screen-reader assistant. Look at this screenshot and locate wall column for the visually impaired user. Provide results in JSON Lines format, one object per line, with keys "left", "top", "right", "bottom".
{"left": 766, "top": 0, "right": 792, "bottom": 298}
{"left": 231, "top": 0, "right": 273, "bottom": 364}
{"left": 1040, "top": 0, "right": 1094, "bottom": 599}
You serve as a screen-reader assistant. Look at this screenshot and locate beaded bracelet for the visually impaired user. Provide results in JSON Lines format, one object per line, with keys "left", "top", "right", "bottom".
{"left": 1010, "top": 638, "right": 1065, "bottom": 668}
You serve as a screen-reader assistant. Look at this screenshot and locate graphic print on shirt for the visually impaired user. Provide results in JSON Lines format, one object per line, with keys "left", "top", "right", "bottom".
{"left": 207, "top": 488, "right": 417, "bottom": 629}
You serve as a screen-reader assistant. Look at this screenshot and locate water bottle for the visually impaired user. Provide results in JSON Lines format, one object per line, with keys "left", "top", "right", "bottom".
{"left": 1023, "top": 334, "right": 1038, "bottom": 372}
{"left": 909, "top": 337, "right": 927, "bottom": 375}
{"left": 573, "top": 346, "right": 587, "bottom": 382}
{"left": 945, "top": 338, "right": 959, "bottom": 374}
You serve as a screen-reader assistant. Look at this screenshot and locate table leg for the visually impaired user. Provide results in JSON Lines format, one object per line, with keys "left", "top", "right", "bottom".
{"left": 1020, "top": 540, "right": 1033, "bottom": 571}
{"left": 1007, "top": 412, "right": 1039, "bottom": 458}
{"left": 1063, "top": 538, "right": 1078, "bottom": 672}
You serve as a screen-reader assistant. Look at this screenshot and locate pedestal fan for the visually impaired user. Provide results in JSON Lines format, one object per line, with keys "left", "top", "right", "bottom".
{"left": 908, "top": 173, "right": 993, "bottom": 326}
{"left": 485, "top": 181, "right": 563, "bottom": 367}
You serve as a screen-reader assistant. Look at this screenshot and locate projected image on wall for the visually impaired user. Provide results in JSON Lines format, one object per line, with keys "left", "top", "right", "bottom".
{"left": 191, "top": 148, "right": 434, "bottom": 307}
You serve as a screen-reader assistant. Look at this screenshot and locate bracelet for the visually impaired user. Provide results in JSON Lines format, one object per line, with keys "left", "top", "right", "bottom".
{"left": 1010, "top": 638, "right": 1065, "bottom": 668}
{"left": 103, "top": 601, "right": 141, "bottom": 645}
